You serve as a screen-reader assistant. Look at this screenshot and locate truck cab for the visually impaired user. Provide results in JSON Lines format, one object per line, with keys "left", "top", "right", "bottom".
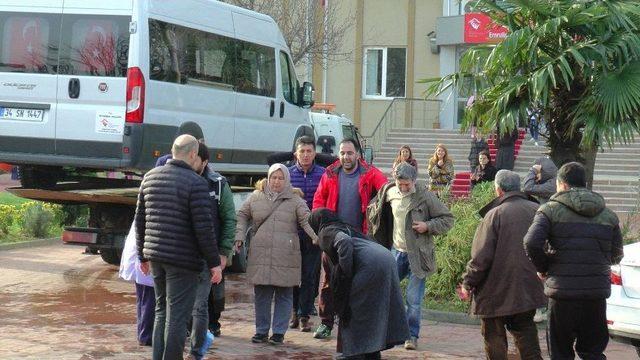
{"left": 308, "top": 103, "right": 373, "bottom": 163}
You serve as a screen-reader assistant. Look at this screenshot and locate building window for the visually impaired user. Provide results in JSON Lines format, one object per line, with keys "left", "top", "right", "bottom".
{"left": 363, "top": 47, "right": 406, "bottom": 99}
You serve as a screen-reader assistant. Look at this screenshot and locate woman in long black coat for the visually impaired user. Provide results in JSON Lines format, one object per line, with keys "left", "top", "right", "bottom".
{"left": 309, "top": 209, "right": 409, "bottom": 359}
{"left": 495, "top": 128, "right": 519, "bottom": 170}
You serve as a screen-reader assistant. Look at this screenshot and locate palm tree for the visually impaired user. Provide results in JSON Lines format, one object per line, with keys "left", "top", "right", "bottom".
{"left": 422, "top": 0, "right": 640, "bottom": 187}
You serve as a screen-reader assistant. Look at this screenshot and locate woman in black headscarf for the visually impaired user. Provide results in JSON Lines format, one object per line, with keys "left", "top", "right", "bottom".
{"left": 309, "top": 209, "right": 409, "bottom": 360}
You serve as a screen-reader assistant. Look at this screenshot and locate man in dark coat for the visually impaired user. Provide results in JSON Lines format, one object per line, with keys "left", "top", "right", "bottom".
{"left": 523, "top": 156, "right": 558, "bottom": 205}
{"left": 524, "top": 162, "right": 623, "bottom": 359}
{"left": 287, "top": 136, "right": 326, "bottom": 332}
{"left": 461, "top": 170, "right": 545, "bottom": 359}
{"left": 135, "top": 134, "right": 222, "bottom": 360}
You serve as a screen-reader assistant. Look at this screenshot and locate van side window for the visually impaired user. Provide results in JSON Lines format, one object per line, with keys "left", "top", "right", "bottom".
{"left": 0, "top": 12, "right": 60, "bottom": 74}
{"left": 149, "top": 19, "right": 276, "bottom": 97}
{"left": 58, "top": 15, "right": 130, "bottom": 77}
{"left": 236, "top": 41, "right": 275, "bottom": 97}
{"left": 279, "top": 51, "right": 298, "bottom": 105}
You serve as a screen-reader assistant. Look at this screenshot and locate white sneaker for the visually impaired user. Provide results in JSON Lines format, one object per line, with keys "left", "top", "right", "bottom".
{"left": 534, "top": 141, "right": 539, "bottom": 146}
{"left": 533, "top": 308, "right": 547, "bottom": 323}
{"left": 404, "top": 337, "right": 417, "bottom": 350}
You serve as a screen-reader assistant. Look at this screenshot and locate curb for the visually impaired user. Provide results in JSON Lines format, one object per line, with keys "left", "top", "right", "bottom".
{"left": 423, "top": 309, "right": 480, "bottom": 326}
{"left": 423, "top": 309, "right": 548, "bottom": 328}
{"left": 0, "top": 237, "right": 59, "bottom": 251}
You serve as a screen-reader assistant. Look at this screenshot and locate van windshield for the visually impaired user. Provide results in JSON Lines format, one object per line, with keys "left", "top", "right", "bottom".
{"left": 0, "top": 11, "right": 130, "bottom": 77}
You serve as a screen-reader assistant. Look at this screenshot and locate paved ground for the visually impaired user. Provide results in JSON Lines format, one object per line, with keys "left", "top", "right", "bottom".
{"left": 0, "top": 243, "right": 637, "bottom": 360}
{"left": 0, "top": 173, "right": 18, "bottom": 192}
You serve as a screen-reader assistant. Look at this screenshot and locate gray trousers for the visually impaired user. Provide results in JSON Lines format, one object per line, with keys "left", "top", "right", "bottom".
{"left": 190, "top": 267, "right": 212, "bottom": 358}
{"left": 254, "top": 285, "right": 293, "bottom": 335}
{"left": 151, "top": 262, "right": 199, "bottom": 360}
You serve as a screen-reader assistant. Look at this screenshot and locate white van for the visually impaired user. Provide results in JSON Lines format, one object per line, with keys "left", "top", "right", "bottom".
{"left": 0, "top": 0, "right": 314, "bottom": 188}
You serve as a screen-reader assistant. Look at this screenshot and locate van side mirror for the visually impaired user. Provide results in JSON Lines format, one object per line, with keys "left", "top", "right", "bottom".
{"left": 299, "top": 81, "right": 314, "bottom": 108}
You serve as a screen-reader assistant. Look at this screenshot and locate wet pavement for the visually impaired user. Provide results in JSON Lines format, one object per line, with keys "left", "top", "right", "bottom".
{"left": 0, "top": 244, "right": 637, "bottom": 360}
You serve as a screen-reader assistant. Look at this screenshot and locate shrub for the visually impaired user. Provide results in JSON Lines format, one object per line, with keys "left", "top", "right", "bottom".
{"left": 425, "top": 182, "right": 496, "bottom": 310}
{"left": 0, "top": 204, "right": 15, "bottom": 235}
{"left": 19, "top": 202, "right": 60, "bottom": 238}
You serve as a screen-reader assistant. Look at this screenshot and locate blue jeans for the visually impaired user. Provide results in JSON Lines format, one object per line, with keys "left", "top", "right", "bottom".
{"left": 254, "top": 285, "right": 293, "bottom": 335}
{"left": 151, "top": 262, "right": 199, "bottom": 360}
{"left": 393, "top": 249, "right": 426, "bottom": 339}
{"left": 190, "top": 267, "right": 212, "bottom": 359}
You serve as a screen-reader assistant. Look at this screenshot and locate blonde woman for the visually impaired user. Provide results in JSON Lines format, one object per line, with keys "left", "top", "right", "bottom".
{"left": 235, "top": 163, "right": 317, "bottom": 345}
{"left": 427, "top": 144, "right": 455, "bottom": 192}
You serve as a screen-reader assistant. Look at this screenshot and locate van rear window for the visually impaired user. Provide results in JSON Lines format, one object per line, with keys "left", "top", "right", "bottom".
{"left": 0, "top": 12, "right": 59, "bottom": 74}
{"left": 0, "top": 12, "right": 129, "bottom": 77}
{"left": 59, "top": 14, "right": 130, "bottom": 77}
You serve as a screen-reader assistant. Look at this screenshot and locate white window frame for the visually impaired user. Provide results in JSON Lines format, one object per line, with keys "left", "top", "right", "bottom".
{"left": 362, "top": 47, "right": 407, "bottom": 100}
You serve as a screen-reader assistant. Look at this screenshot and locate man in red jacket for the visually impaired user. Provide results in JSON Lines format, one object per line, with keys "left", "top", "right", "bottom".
{"left": 311, "top": 138, "right": 387, "bottom": 339}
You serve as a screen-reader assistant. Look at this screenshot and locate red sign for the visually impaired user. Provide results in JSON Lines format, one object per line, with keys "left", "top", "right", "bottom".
{"left": 464, "top": 13, "right": 508, "bottom": 44}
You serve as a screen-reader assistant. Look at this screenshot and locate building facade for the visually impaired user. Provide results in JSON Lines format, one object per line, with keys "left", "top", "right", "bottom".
{"left": 309, "top": 0, "right": 443, "bottom": 137}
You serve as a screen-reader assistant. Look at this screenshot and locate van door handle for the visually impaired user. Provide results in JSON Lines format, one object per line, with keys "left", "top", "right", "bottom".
{"left": 279, "top": 101, "right": 285, "bottom": 118}
{"left": 269, "top": 100, "right": 275, "bottom": 117}
{"left": 68, "top": 78, "right": 80, "bottom": 99}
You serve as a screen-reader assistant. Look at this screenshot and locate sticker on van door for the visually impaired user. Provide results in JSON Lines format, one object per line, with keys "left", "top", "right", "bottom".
{"left": 95, "top": 110, "right": 124, "bottom": 134}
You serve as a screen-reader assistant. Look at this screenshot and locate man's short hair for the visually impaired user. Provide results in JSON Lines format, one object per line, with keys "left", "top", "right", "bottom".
{"left": 197, "top": 142, "right": 210, "bottom": 162}
{"left": 495, "top": 170, "right": 521, "bottom": 192}
{"left": 557, "top": 162, "right": 587, "bottom": 188}
{"left": 295, "top": 135, "right": 315, "bottom": 150}
{"left": 172, "top": 135, "right": 198, "bottom": 158}
{"left": 393, "top": 162, "right": 417, "bottom": 181}
{"left": 339, "top": 138, "right": 360, "bottom": 153}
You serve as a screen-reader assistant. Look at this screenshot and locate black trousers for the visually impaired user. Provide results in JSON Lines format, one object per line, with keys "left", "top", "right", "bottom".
{"left": 207, "top": 274, "right": 225, "bottom": 331}
{"left": 548, "top": 298, "right": 608, "bottom": 360}
{"left": 481, "top": 309, "right": 542, "bottom": 360}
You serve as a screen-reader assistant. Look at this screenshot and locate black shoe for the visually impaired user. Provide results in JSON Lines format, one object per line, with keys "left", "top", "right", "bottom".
{"left": 212, "top": 328, "right": 221, "bottom": 337}
{"left": 289, "top": 312, "right": 299, "bottom": 329}
{"left": 269, "top": 333, "right": 284, "bottom": 345}
{"left": 251, "top": 333, "right": 268, "bottom": 343}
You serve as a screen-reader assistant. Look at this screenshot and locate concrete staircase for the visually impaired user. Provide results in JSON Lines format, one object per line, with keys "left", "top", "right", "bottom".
{"left": 372, "top": 128, "right": 640, "bottom": 214}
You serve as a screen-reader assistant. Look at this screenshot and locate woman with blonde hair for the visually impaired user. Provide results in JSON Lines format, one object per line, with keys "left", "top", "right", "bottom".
{"left": 427, "top": 144, "right": 455, "bottom": 193}
{"left": 235, "top": 163, "right": 317, "bottom": 345}
{"left": 392, "top": 145, "right": 418, "bottom": 172}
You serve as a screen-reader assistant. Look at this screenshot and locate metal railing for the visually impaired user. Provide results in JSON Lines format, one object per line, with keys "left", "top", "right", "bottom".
{"left": 364, "top": 98, "right": 442, "bottom": 156}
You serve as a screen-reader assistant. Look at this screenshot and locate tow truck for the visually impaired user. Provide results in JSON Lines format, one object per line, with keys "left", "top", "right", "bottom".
{"left": 6, "top": 177, "right": 254, "bottom": 272}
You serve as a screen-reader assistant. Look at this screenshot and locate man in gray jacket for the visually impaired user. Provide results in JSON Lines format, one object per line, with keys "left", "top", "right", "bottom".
{"left": 367, "top": 162, "right": 454, "bottom": 350}
{"left": 135, "top": 134, "right": 222, "bottom": 360}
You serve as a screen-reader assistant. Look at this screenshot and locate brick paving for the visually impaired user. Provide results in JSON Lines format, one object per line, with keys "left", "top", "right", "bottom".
{"left": 0, "top": 244, "right": 637, "bottom": 359}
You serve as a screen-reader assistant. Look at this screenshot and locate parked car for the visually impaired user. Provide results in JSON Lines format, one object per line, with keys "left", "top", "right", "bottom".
{"left": 607, "top": 242, "right": 640, "bottom": 355}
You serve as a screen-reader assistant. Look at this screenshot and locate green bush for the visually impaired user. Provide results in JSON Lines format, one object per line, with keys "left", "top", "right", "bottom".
{"left": 0, "top": 204, "right": 14, "bottom": 235}
{"left": 19, "top": 202, "right": 60, "bottom": 238}
{"left": 425, "top": 182, "right": 496, "bottom": 310}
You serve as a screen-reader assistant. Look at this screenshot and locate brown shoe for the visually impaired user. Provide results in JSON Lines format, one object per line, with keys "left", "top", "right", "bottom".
{"left": 289, "top": 312, "right": 299, "bottom": 329}
{"left": 299, "top": 316, "right": 311, "bottom": 332}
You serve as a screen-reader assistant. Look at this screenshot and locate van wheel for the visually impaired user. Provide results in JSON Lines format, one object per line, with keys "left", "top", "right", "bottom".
{"left": 19, "top": 166, "right": 61, "bottom": 189}
{"left": 100, "top": 248, "right": 122, "bottom": 266}
{"left": 229, "top": 229, "right": 251, "bottom": 273}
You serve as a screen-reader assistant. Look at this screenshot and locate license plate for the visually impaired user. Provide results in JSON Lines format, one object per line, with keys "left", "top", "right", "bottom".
{"left": 0, "top": 107, "right": 44, "bottom": 122}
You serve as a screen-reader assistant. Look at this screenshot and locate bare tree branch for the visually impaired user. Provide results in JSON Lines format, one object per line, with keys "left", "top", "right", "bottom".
{"left": 223, "top": 0, "right": 354, "bottom": 66}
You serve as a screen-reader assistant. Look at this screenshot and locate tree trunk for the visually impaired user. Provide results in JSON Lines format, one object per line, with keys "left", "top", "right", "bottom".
{"left": 546, "top": 121, "right": 597, "bottom": 189}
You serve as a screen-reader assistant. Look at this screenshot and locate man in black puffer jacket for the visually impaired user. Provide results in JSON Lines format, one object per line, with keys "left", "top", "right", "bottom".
{"left": 524, "top": 162, "right": 623, "bottom": 359}
{"left": 135, "top": 134, "right": 222, "bottom": 360}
